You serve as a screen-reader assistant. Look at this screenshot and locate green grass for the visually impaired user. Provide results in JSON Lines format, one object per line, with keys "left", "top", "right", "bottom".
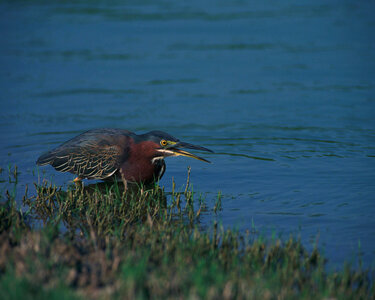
{"left": 1, "top": 270, "right": 80, "bottom": 300}
{"left": 0, "top": 166, "right": 374, "bottom": 299}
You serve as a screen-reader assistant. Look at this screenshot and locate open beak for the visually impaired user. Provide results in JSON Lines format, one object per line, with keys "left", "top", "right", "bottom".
{"left": 158, "top": 141, "right": 213, "bottom": 163}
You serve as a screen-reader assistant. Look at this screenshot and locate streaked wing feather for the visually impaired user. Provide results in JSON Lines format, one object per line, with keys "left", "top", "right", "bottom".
{"left": 37, "top": 129, "right": 132, "bottom": 179}
{"left": 50, "top": 145, "right": 123, "bottom": 179}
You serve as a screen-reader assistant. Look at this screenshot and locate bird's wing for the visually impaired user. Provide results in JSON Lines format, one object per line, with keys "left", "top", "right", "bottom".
{"left": 37, "top": 129, "right": 130, "bottom": 179}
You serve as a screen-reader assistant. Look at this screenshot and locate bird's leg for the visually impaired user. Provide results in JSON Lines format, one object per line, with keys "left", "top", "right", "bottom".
{"left": 120, "top": 172, "right": 128, "bottom": 194}
{"left": 73, "top": 177, "right": 84, "bottom": 189}
{"left": 73, "top": 177, "right": 83, "bottom": 183}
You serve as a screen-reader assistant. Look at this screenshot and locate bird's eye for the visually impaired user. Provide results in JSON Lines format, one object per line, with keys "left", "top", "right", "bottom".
{"left": 160, "top": 139, "right": 168, "bottom": 147}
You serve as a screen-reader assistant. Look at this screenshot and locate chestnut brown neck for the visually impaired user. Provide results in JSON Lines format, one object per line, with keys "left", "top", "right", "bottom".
{"left": 119, "top": 140, "right": 162, "bottom": 183}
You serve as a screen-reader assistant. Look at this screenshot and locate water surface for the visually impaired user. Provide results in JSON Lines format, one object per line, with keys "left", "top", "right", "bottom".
{"left": 1, "top": 0, "right": 375, "bottom": 268}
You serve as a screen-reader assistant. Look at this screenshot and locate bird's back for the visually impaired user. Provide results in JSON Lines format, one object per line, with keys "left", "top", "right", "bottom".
{"left": 37, "top": 128, "right": 134, "bottom": 179}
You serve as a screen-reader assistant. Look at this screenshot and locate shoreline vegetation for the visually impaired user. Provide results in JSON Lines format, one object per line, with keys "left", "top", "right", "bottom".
{"left": 0, "top": 166, "right": 373, "bottom": 299}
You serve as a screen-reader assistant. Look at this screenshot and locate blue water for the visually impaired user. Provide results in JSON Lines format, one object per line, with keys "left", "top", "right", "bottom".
{"left": 1, "top": 1, "right": 375, "bottom": 269}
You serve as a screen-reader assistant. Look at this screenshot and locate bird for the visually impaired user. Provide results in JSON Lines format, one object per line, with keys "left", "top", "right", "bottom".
{"left": 36, "top": 128, "right": 213, "bottom": 185}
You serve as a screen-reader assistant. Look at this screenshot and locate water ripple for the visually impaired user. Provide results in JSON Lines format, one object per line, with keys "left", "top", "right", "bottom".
{"left": 33, "top": 88, "right": 144, "bottom": 98}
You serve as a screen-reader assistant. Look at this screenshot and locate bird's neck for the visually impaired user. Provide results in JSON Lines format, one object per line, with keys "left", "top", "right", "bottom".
{"left": 119, "top": 140, "right": 162, "bottom": 183}
{"left": 151, "top": 156, "right": 164, "bottom": 164}
{"left": 130, "top": 141, "right": 159, "bottom": 161}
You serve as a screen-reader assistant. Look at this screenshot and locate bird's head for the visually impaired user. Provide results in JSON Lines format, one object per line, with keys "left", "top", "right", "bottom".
{"left": 140, "top": 130, "right": 213, "bottom": 163}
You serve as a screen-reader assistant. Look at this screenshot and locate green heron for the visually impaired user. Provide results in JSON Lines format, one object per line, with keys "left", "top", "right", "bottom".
{"left": 36, "top": 128, "right": 213, "bottom": 184}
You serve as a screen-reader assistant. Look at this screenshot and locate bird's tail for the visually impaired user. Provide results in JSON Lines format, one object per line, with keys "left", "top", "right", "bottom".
{"left": 36, "top": 151, "right": 54, "bottom": 166}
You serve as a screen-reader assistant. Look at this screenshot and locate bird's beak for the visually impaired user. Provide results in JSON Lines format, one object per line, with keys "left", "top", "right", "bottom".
{"left": 158, "top": 141, "right": 213, "bottom": 163}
